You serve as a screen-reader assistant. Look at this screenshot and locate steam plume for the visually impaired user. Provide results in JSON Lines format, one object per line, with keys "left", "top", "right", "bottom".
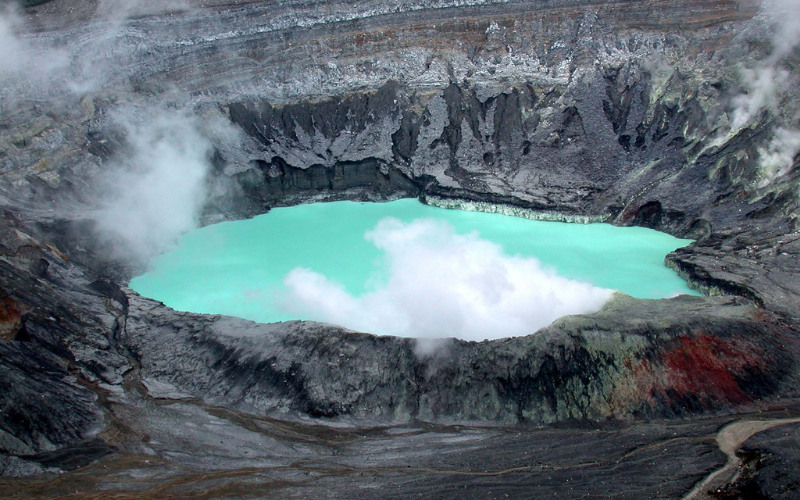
{"left": 0, "top": 5, "right": 69, "bottom": 105}
{"left": 92, "top": 108, "right": 217, "bottom": 261}
{"left": 0, "top": 3, "right": 235, "bottom": 261}
{"left": 757, "top": 128, "right": 800, "bottom": 183}
{"left": 729, "top": 0, "right": 800, "bottom": 184}
{"left": 279, "top": 218, "right": 613, "bottom": 341}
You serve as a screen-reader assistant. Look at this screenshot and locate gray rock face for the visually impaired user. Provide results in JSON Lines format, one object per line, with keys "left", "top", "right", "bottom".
{"left": 1, "top": 0, "right": 800, "bottom": 497}
{"left": 123, "top": 293, "right": 796, "bottom": 424}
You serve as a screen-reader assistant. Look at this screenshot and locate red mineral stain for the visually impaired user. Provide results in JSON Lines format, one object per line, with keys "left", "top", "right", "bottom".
{"left": 0, "top": 296, "right": 26, "bottom": 341}
{"left": 612, "top": 333, "right": 767, "bottom": 414}
{"left": 660, "top": 334, "right": 762, "bottom": 405}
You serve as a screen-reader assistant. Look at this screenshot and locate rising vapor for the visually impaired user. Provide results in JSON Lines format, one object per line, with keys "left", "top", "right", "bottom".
{"left": 729, "top": 0, "right": 800, "bottom": 184}
{"left": 0, "top": 3, "right": 240, "bottom": 262}
{"left": 279, "top": 218, "right": 613, "bottom": 341}
{"left": 0, "top": 5, "right": 69, "bottom": 107}
{"left": 92, "top": 108, "right": 218, "bottom": 261}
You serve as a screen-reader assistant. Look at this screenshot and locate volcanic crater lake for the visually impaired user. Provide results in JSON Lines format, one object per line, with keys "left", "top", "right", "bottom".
{"left": 130, "top": 199, "right": 699, "bottom": 340}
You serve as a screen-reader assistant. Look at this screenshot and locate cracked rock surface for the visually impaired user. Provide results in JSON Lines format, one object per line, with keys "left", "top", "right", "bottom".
{"left": 1, "top": 0, "right": 800, "bottom": 498}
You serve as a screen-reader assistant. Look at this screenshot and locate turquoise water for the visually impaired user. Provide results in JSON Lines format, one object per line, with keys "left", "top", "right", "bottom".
{"left": 130, "top": 199, "right": 698, "bottom": 338}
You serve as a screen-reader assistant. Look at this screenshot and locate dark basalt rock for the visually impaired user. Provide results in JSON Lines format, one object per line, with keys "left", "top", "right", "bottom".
{"left": 719, "top": 423, "right": 800, "bottom": 499}
{"left": 121, "top": 293, "right": 798, "bottom": 423}
{"left": 0, "top": 342, "right": 103, "bottom": 456}
{"left": 1, "top": 0, "right": 800, "bottom": 497}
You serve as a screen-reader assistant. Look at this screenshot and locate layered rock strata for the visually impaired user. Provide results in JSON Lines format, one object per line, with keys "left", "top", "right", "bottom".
{"left": 0, "top": 0, "right": 799, "bottom": 497}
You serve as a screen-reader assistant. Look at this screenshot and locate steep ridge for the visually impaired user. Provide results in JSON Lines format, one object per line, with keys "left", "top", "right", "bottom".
{"left": 1, "top": 0, "right": 799, "bottom": 496}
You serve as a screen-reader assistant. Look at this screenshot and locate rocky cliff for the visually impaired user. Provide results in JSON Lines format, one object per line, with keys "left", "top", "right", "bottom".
{"left": 1, "top": 0, "right": 799, "bottom": 497}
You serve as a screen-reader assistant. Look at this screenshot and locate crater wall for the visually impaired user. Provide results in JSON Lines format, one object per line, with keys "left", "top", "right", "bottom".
{"left": 0, "top": 0, "right": 799, "bottom": 486}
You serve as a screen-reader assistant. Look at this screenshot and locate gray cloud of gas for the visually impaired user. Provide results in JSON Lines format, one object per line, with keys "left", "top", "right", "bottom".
{"left": 729, "top": 0, "right": 800, "bottom": 185}
{"left": 0, "top": 1, "right": 239, "bottom": 262}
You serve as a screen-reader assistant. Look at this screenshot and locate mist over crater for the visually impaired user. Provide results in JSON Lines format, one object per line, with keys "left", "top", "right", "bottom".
{"left": 2, "top": 0, "right": 800, "bottom": 496}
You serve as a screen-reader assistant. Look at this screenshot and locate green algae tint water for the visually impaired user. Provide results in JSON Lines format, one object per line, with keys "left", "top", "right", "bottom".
{"left": 130, "top": 199, "right": 699, "bottom": 329}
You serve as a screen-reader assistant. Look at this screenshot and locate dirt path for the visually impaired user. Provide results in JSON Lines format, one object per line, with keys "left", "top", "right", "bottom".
{"left": 683, "top": 416, "right": 800, "bottom": 500}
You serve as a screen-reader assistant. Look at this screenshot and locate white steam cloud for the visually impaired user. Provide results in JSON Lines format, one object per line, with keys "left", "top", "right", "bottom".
{"left": 279, "top": 218, "right": 613, "bottom": 341}
{"left": 728, "top": 0, "right": 800, "bottom": 184}
{"left": 0, "top": 6, "right": 29, "bottom": 74}
{"left": 0, "top": 0, "right": 192, "bottom": 104}
{"left": 764, "top": 0, "right": 800, "bottom": 62}
{"left": 730, "top": 65, "right": 791, "bottom": 131}
{"left": 93, "top": 108, "right": 218, "bottom": 261}
{"left": 758, "top": 127, "right": 800, "bottom": 184}
{"left": 0, "top": 2, "right": 238, "bottom": 263}
{"left": 0, "top": 5, "right": 69, "bottom": 104}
